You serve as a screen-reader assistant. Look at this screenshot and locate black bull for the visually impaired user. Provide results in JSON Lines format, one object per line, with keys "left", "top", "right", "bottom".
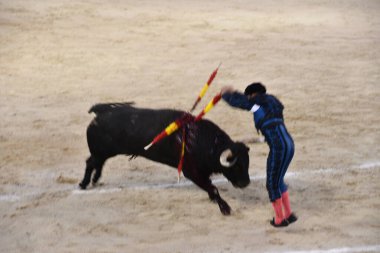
{"left": 79, "top": 103, "right": 250, "bottom": 215}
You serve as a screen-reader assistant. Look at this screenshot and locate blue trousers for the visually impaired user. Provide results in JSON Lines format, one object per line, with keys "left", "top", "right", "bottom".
{"left": 262, "top": 124, "right": 295, "bottom": 202}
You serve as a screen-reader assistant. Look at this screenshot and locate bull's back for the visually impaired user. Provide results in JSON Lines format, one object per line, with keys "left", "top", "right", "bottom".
{"left": 87, "top": 104, "right": 184, "bottom": 166}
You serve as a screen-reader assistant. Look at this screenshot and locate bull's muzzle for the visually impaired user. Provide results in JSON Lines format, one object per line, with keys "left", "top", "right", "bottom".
{"left": 233, "top": 179, "right": 250, "bottom": 188}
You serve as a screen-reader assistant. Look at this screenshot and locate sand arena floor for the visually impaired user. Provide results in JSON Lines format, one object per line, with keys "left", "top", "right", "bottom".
{"left": 0, "top": 0, "right": 379, "bottom": 252}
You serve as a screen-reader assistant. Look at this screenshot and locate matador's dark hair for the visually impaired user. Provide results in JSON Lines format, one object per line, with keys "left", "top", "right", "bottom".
{"left": 244, "top": 82, "right": 266, "bottom": 95}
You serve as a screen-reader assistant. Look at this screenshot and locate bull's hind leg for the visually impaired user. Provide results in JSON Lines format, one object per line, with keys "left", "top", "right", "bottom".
{"left": 92, "top": 157, "right": 106, "bottom": 186}
{"left": 79, "top": 156, "right": 95, "bottom": 189}
{"left": 79, "top": 156, "right": 106, "bottom": 189}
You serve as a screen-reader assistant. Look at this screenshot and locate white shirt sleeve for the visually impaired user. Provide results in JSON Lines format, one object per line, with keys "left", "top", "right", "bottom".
{"left": 250, "top": 104, "right": 260, "bottom": 113}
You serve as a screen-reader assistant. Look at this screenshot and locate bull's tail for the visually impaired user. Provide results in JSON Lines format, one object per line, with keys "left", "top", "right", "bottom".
{"left": 88, "top": 102, "right": 135, "bottom": 114}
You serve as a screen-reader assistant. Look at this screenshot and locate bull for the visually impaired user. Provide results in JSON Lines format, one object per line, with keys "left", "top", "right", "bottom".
{"left": 79, "top": 103, "right": 250, "bottom": 215}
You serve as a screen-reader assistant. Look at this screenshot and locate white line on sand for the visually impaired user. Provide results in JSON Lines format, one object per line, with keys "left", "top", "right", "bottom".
{"left": 1, "top": 161, "right": 380, "bottom": 198}
{"left": 103, "top": 161, "right": 380, "bottom": 191}
{"left": 2, "top": 162, "right": 379, "bottom": 253}
{"left": 0, "top": 195, "right": 21, "bottom": 202}
{"left": 277, "top": 244, "right": 380, "bottom": 253}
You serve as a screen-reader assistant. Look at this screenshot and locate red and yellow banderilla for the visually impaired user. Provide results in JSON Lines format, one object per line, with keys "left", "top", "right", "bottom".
{"left": 190, "top": 63, "right": 221, "bottom": 112}
{"left": 143, "top": 93, "right": 223, "bottom": 181}
{"left": 143, "top": 117, "right": 189, "bottom": 151}
{"left": 143, "top": 92, "right": 222, "bottom": 151}
{"left": 194, "top": 93, "right": 222, "bottom": 122}
{"left": 144, "top": 64, "right": 222, "bottom": 181}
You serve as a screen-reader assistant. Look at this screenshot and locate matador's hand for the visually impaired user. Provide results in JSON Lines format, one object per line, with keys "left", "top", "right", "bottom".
{"left": 220, "top": 86, "right": 235, "bottom": 95}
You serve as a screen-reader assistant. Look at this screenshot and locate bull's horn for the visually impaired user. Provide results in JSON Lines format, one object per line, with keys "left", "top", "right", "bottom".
{"left": 220, "top": 149, "right": 237, "bottom": 168}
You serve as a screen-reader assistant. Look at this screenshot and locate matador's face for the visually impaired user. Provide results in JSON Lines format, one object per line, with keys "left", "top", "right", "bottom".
{"left": 247, "top": 93, "right": 257, "bottom": 100}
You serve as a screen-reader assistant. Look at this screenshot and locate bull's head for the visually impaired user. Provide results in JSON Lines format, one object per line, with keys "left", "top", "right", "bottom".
{"left": 219, "top": 142, "right": 250, "bottom": 188}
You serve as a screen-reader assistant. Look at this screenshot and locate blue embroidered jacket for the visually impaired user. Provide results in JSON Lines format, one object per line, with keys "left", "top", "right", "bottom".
{"left": 222, "top": 92, "right": 284, "bottom": 132}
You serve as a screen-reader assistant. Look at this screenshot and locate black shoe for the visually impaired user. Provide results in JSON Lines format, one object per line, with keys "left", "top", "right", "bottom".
{"left": 270, "top": 218, "right": 289, "bottom": 228}
{"left": 287, "top": 213, "right": 298, "bottom": 224}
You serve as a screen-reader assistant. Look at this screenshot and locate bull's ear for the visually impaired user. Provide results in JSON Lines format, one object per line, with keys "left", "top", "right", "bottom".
{"left": 236, "top": 142, "right": 250, "bottom": 152}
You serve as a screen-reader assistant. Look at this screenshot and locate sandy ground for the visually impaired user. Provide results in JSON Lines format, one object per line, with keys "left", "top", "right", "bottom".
{"left": 1, "top": 0, "right": 380, "bottom": 252}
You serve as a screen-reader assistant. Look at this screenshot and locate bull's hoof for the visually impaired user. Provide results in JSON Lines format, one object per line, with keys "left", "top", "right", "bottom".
{"left": 79, "top": 182, "right": 87, "bottom": 190}
{"left": 218, "top": 199, "right": 231, "bottom": 215}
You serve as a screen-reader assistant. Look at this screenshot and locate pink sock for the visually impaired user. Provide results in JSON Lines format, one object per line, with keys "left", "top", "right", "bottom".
{"left": 272, "top": 198, "right": 285, "bottom": 225}
{"left": 282, "top": 191, "right": 292, "bottom": 219}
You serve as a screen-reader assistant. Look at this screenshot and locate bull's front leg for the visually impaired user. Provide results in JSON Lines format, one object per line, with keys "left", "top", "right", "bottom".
{"left": 207, "top": 185, "right": 231, "bottom": 216}
{"left": 183, "top": 170, "right": 231, "bottom": 215}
